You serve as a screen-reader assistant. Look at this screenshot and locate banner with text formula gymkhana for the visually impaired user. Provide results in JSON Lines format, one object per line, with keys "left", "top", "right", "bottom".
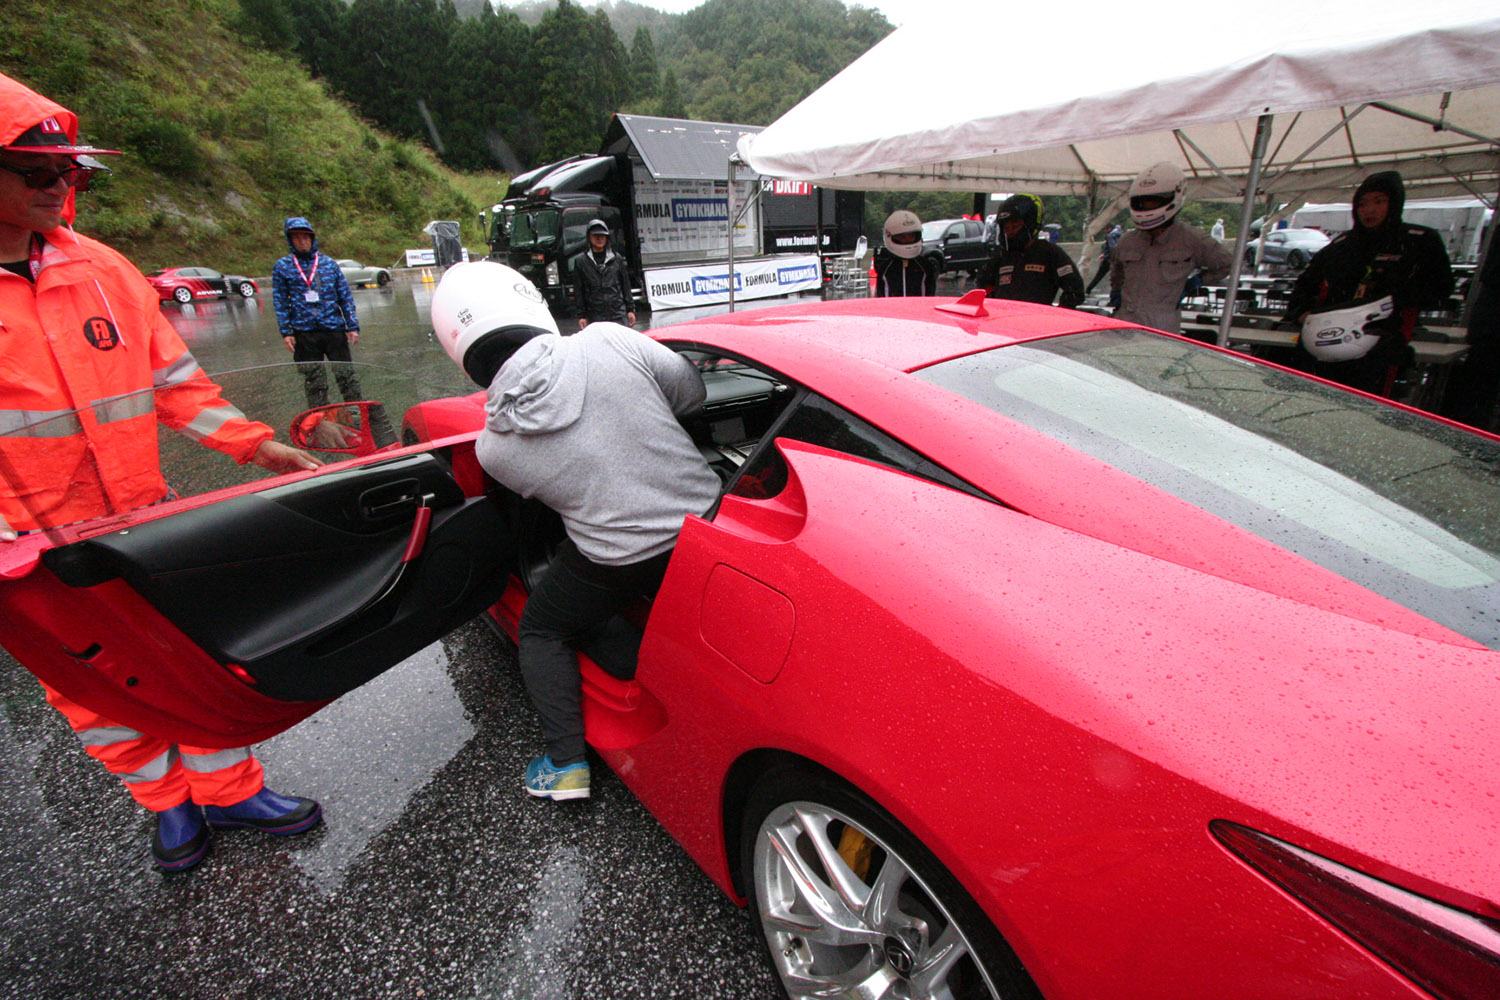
{"left": 644, "top": 255, "right": 822, "bottom": 309}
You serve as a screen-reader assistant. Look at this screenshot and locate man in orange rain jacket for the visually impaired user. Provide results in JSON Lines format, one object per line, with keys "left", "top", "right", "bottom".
{"left": 0, "top": 71, "right": 325, "bottom": 872}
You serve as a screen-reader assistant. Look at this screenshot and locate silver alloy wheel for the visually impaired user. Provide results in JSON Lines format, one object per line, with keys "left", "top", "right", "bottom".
{"left": 238, "top": 281, "right": 255, "bottom": 297}
{"left": 173, "top": 286, "right": 193, "bottom": 303}
{"left": 753, "top": 800, "right": 1002, "bottom": 999}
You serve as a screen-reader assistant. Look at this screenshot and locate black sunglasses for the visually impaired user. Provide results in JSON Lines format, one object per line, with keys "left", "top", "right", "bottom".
{"left": 0, "top": 160, "right": 96, "bottom": 192}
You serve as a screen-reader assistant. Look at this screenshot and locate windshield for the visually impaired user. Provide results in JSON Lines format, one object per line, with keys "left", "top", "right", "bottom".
{"left": 509, "top": 209, "right": 560, "bottom": 251}
{"left": 919, "top": 329, "right": 1500, "bottom": 648}
{"left": 921, "top": 222, "right": 948, "bottom": 242}
{"left": 0, "top": 363, "right": 473, "bottom": 545}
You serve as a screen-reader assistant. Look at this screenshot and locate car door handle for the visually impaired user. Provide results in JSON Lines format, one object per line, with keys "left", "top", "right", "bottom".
{"left": 359, "top": 478, "right": 423, "bottom": 521}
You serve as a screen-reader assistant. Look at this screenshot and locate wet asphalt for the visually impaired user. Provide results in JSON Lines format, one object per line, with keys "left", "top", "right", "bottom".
{"left": 0, "top": 273, "right": 805, "bottom": 1000}
{"left": 0, "top": 622, "right": 782, "bottom": 1000}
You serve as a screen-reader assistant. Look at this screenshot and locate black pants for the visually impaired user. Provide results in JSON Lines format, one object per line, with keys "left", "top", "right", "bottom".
{"left": 516, "top": 539, "right": 672, "bottom": 766}
{"left": 290, "top": 328, "right": 395, "bottom": 446}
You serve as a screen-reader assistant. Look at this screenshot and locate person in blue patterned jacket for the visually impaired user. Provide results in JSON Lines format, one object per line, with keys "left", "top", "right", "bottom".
{"left": 271, "top": 216, "right": 364, "bottom": 410}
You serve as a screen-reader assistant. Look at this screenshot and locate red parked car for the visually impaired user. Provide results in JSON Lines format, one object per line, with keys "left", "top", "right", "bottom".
{"left": 146, "top": 265, "right": 258, "bottom": 303}
{"left": 2, "top": 297, "right": 1498, "bottom": 999}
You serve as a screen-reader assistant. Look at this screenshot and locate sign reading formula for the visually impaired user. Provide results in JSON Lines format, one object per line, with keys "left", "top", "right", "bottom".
{"left": 645, "top": 255, "right": 822, "bottom": 309}
{"left": 633, "top": 165, "right": 757, "bottom": 264}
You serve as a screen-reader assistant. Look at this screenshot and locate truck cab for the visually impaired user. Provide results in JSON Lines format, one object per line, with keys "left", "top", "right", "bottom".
{"left": 503, "top": 155, "right": 641, "bottom": 314}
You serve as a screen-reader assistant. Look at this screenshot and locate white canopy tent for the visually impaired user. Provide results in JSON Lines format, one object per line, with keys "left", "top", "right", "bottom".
{"left": 738, "top": 0, "right": 1500, "bottom": 343}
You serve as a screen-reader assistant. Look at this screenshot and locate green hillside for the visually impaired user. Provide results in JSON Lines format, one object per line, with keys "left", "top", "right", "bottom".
{"left": 0, "top": 0, "right": 502, "bottom": 274}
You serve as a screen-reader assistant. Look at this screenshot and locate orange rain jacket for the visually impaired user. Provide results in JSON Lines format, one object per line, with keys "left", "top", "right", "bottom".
{"left": 0, "top": 77, "right": 273, "bottom": 534}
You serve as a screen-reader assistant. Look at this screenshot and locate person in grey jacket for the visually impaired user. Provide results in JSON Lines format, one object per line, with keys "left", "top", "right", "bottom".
{"left": 430, "top": 261, "right": 719, "bottom": 801}
{"left": 1111, "top": 162, "right": 1230, "bottom": 335}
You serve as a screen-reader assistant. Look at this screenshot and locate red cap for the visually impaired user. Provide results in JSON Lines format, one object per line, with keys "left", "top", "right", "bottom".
{"left": 4, "top": 118, "right": 119, "bottom": 156}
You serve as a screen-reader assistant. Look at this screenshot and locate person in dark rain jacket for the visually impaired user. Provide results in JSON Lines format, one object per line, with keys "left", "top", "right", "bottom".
{"left": 976, "top": 194, "right": 1084, "bottom": 308}
{"left": 1284, "top": 171, "right": 1453, "bottom": 396}
{"left": 572, "top": 219, "right": 635, "bottom": 328}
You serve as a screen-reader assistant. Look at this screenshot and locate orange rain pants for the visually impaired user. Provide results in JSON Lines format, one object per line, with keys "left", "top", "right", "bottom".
{"left": 41, "top": 683, "right": 264, "bottom": 812}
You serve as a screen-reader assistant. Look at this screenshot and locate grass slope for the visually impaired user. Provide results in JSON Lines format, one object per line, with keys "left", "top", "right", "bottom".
{"left": 0, "top": 0, "right": 503, "bottom": 274}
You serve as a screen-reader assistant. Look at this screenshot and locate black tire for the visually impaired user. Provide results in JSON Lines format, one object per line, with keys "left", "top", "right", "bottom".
{"left": 1243, "top": 252, "right": 1258, "bottom": 272}
{"left": 927, "top": 254, "right": 945, "bottom": 276}
{"left": 740, "top": 767, "right": 1039, "bottom": 1000}
{"left": 377, "top": 271, "right": 390, "bottom": 286}
{"left": 173, "top": 286, "right": 193, "bottom": 304}
{"left": 1287, "top": 249, "right": 1308, "bottom": 269}
{"left": 237, "top": 281, "right": 256, "bottom": 298}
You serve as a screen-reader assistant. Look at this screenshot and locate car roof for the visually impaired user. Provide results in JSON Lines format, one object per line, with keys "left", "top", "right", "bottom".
{"left": 658, "top": 296, "right": 1136, "bottom": 375}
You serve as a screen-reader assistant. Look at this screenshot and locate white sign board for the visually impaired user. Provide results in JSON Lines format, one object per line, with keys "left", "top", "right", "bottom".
{"left": 645, "top": 255, "right": 821, "bottom": 310}
{"left": 633, "top": 165, "right": 757, "bottom": 263}
{"left": 403, "top": 248, "right": 469, "bottom": 267}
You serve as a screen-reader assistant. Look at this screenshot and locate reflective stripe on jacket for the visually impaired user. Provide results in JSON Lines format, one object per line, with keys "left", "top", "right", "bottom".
{"left": 0, "top": 228, "right": 274, "bottom": 533}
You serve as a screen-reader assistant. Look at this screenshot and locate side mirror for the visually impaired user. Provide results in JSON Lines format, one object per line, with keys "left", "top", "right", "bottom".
{"left": 290, "top": 402, "right": 396, "bottom": 457}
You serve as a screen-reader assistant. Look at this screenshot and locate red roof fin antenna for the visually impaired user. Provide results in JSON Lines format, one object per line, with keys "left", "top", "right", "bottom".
{"left": 936, "top": 289, "right": 989, "bottom": 319}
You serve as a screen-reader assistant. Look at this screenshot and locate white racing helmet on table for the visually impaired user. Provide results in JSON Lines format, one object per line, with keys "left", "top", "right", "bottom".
{"left": 430, "top": 261, "right": 559, "bottom": 386}
{"left": 1300, "top": 296, "right": 1395, "bottom": 363}
{"left": 1128, "top": 161, "right": 1187, "bottom": 230}
{"left": 883, "top": 209, "right": 924, "bottom": 259}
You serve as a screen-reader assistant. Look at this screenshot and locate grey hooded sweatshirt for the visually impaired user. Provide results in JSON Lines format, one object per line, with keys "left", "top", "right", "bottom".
{"left": 474, "top": 323, "right": 722, "bottom": 566}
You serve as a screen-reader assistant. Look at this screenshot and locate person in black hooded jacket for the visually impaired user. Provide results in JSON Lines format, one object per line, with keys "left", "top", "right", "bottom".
{"left": 1284, "top": 171, "right": 1453, "bottom": 396}
{"left": 976, "top": 194, "right": 1084, "bottom": 308}
{"left": 572, "top": 219, "right": 635, "bottom": 329}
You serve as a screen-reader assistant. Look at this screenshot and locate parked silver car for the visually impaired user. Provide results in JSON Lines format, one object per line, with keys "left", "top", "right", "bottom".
{"left": 1244, "top": 228, "right": 1330, "bottom": 270}
{"left": 337, "top": 259, "right": 391, "bottom": 287}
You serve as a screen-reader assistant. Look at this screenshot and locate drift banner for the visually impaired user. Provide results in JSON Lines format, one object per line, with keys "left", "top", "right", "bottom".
{"left": 644, "top": 255, "right": 822, "bottom": 310}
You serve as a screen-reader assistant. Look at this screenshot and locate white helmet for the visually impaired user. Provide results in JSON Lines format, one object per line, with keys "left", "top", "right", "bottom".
{"left": 883, "top": 209, "right": 924, "bottom": 259}
{"left": 430, "top": 261, "right": 559, "bottom": 385}
{"left": 1129, "top": 161, "right": 1187, "bottom": 230}
{"left": 1300, "top": 296, "right": 1394, "bottom": 363}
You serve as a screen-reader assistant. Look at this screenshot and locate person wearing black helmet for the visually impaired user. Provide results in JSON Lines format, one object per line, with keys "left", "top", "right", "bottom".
{"left": 975, "top": 194, "right": 1085, "bottom": 308}
{"left": 571, "top": 218, "right": 635, "bottom": 329}
{"left": 1284, "top": 170, "right": 1453, "bottom": 396}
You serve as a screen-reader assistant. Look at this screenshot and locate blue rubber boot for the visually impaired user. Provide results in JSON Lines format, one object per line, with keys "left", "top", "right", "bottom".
{"left": 151, "top": 801, "right": 210, "bottom": 872}
{"left": 203, "top": 788, "right": 322, "bottom": 836}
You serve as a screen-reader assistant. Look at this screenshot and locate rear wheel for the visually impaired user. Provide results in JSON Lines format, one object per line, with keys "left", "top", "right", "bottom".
{"left": 1287, "top": 249, "right": 1308, "bottom": 269}
{"left": 172, "top": 286, "right": 193, "bottom": 304}
{"left": 377, "top": 271, "right": 390, "bottom": 286}
{"left": 237, "top": 281, "right": 256, "bottom": 297}
{"left": 742, "top": 768, "right": 1039, "bottom": 1000}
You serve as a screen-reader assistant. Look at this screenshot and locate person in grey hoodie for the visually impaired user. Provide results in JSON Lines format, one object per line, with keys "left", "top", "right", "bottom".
{"left": 431, "top": 261, "right": 720, "bottom": 801}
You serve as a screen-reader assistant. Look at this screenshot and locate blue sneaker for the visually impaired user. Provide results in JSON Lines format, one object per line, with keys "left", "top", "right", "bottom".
{"left": 151, "top": 800, "right": 210, "bottom": 872}
{"left": 524, "top": 756, "right": 591, "bottom": 800}
{"left": 203, "top": 788, "right": 322, "bottom": 836}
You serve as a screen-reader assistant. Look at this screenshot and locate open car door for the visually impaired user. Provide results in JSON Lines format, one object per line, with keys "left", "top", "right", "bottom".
{"left": 0, "top": 364, "right": 507, "bottom": 748}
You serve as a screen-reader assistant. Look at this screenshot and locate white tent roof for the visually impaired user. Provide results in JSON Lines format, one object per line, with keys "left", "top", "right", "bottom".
{"left": 739, "top": 0, "right": 1500, "bottom": 204}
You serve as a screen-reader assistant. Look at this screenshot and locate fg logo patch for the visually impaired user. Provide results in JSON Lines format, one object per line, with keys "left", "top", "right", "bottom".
{"left": 83, "top": 316, "right": 119, "bottom": 350}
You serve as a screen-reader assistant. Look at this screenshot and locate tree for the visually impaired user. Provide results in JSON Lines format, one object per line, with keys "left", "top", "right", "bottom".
{"left": 530, "top": 0, "right": 629, "bottom": 160}
{"left": 629, "top": 26, "right": 659, "bottom": 102}
{"left": 440, "top": 4, "right": 535, "bottom": 171}
{"left": 238, "top": 0, "right": 296, "bottom": 52}
{"left": 287, "top": 0, "right": 345, "bottom": 78}
{"left": 657, "top": 69, "right": 686, "bottom": 119}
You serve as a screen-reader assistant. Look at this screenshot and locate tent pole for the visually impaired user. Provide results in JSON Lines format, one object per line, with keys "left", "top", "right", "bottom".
{"left": 727, "top": 156, "right": 738, "bottom": 313}
{"left": 1219, "top": 114, "right": 1275, "bottom": 347}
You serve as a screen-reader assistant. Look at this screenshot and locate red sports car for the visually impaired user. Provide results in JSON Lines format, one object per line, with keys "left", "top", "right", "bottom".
{"left": 2, "top": 297, "right": 1498, "bottom": 999}
{"left": 146, "top": 265, "right": 258, "bottom": 304}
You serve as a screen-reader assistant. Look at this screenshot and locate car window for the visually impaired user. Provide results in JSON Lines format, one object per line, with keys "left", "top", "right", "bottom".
{"left": 962, "top": 221, "right": 982, "bottom": 239}
{"left": 921, "top": 221, "right": 947, "bottom": 242}
{"left": 918, "top": 329, "right": 1500, "bottom": 648}
{"left": 730, "top": 391, "right": 987, "bottom": 503}
{"left": 1269, "top": 233, "right": 1285, "bottom": 245}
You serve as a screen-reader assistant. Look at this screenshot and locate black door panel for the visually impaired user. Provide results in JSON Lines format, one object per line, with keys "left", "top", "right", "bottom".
{"left": 40, "top": 453, "right": 515, "bottom": 702}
